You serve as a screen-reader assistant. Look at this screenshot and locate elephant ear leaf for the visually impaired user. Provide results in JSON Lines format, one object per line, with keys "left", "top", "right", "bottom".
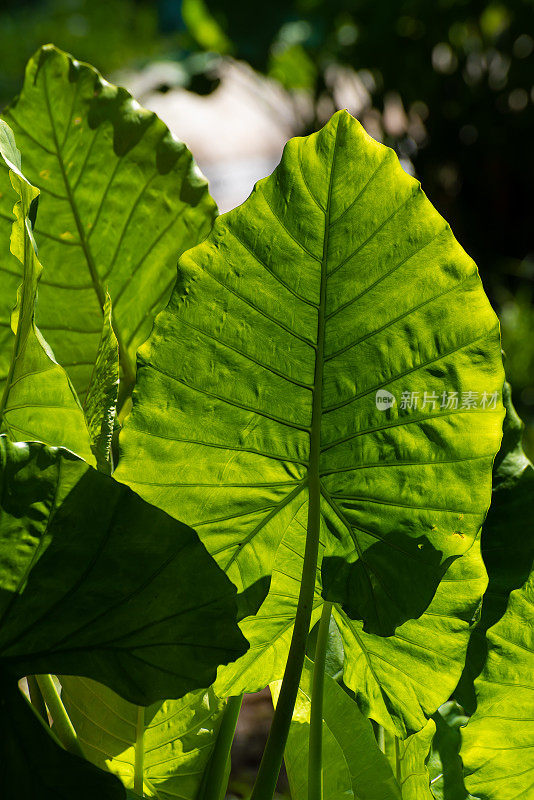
{"left": 458, "top": 386, "right": 534, "bottom": 799}
{"left": 60, "top": 676, "right": 226, "bottom": 800}
{"left": 0, "top": 679, "right": 125, "bottom": 800}
{"left": 0, "top": 44, "right": 217, "bottom": 403}
{"left": 116, "top": 110, "right": 504, "bottom": 733}
{"left": 456, "top": 381, "right": 534, "bottom": 712}
{"left": 0, "top": 435, "right": 247, "bottom": 704}
{"left": 395, "top": 721, "right": 436, "bottom": 800}
{"left": 0, "top": 120, "right": 94, "bottom": 463}
{"left": 461, "top": 570, "right": 534, "bottom": 800}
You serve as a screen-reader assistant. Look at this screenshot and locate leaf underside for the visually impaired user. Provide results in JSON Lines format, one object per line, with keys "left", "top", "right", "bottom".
{"left": 0, "top": 44, "right": 216, "bottom": 402}
{"left": 461, "top": 387, "right": 534, "bottom": 800}
{"left": 117, "top": 110, "right": 504, "bottom": 734}
{"left": 60, "top": 676, "right": 225, "bottom": 800}
{"left": 271, "top": 655, "right": 401, "bottom": 800}
{"left": 0, "top": 119, "right": 93, "bottom": 462}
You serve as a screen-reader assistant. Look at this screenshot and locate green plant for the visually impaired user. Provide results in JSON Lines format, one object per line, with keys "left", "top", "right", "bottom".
{"left": 0, "top": 44, "right": 531, "bottom": 800}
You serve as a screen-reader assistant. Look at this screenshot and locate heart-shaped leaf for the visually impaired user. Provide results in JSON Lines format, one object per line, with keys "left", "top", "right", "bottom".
{"left": 0, "top": 45, "right": 216, "bottom": 402}
{"left": 0, "top": 435, "right": 247, "bottom": 703}
{"left": 116, "top": 110, "right": 504, "bottom": 733}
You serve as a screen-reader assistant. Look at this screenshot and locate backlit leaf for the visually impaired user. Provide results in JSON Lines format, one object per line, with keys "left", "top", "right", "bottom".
{"left": 0, "top": 120, "right": 93, "bottom": 462}
{"left": 83, "top": 292, "right": 119, "bottom": 472}
{"left": 60, "top": 676, "right": 225, "bottom": 799}
{"left": 270, "top": 655, "right": 401, "bottom": 799}
{"left": 0, "top": 45, "right": 216, "bottom": 403}
{"left": 116, "top": 110, "right": 504, "bottom": 733}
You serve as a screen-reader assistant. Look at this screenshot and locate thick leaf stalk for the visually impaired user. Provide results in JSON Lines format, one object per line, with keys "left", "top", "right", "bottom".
{"left": 308, "top": 602, "right": 333, "bottom": 800}
{"left": 199, "top": 694, "right": 243, "bottom": 800}
{"left": 35, "top": 674, "right": 84, "bottom": 758}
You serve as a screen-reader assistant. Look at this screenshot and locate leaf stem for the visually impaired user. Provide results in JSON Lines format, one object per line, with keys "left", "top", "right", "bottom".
{"left": 394, "top": 736, "right": 401, "bottom": 783}
{"left": 27, "top": 675, "right": 48, "bottom": 722}
{"left": 199, "top": 694, "right": 243, "bottom": 800}
{"left": 250, "top": 115, "right": 339, "bottom": 800}
{"left": 134, "top": 706, "right": 145, "bottom": 796}
{"left": 35, "top": 674, "right": 84, "bottom": 757}
{"left": 308, "top": 601, "right": 332, "bottom": 800}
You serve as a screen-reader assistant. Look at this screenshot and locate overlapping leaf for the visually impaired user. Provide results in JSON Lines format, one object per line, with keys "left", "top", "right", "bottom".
{"left": 428, "top": 702, "right": 471, "bottom": 800}
{"left": 60, "top": 676, "right": 226, "bottom": 799}
{"left": 462, "top": 570, "right": 534, "bottom": 800}
{"left": 396, "top": 721, "right": 436, "bottom": 800}
{"left": 0, "top": 44, "right": 216, "bottom": 402}
{"left": 117, "top": 112, "right": 503, "bottom": 733}
{"left": 117, "top": 111, "right": 503, "bottom": 734}
{"left": 0, "top": 435, "right": 247, "bottom": 702}
{"left": 270, "top": 656, "right": 401, "bottom": 800}
{"left": 459, "top": 391, "right": 534, "bottom": 800}
{"left": 83, "top": 292, "right": 119, "bottom": 471}
{"left": 456, "top": 382, "right": 534, "bottom": 713}
{"left": 0, "top": 120, "right": 93, "bottom": 462}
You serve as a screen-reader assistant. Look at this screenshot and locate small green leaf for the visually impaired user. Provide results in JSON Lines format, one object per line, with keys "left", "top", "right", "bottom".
{"left": 0, "top": 679, "right": 125, "bottom": 800}
{"left": 396, "top": 721, "right": 436, "bottom": 800}
{"left": 60, "top": 676, "right": 226, "bottom": 800}
{"left": 83, "top": 292, "right": 119, "bottom": 472}
{"left": 0, "top": 435, "right": 247, "bottom": 704}
{"left": 271, "top": 655, "right": 401, "bottom": 800}
{"left": 0, "top": 120, "right": 93, "bottom": 462}
{"left": 0, "top": 44, "right": 216, "bottom": 402}
{"left": 428, "top": 702, "right": 471, "bottom": 800}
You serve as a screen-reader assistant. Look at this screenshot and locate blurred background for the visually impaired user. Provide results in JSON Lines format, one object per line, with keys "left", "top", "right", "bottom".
{"left": 1, "top": 1, "right": 532, "bottom": 796}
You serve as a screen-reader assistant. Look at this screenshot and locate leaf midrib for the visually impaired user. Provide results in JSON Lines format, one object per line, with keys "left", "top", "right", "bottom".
{"left": 40, "top": 68, "right": 136, "bottom": 388}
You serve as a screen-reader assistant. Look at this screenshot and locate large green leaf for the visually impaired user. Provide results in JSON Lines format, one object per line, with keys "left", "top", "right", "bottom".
{"left": 456, "top": 382, "right": 534, "bottom": 713}
{"left": 458, "top": 385, "right": 534, "bottom": 798}
{"left": 270, "top": 655, "right": 401, "bottom": 800}
{"left": 396, "top": 721, "right": 436, "bottom": 800}
{"left": 0, "top": 120, "right": 93, "bottom": 462}
{"left": 461, "top": 569, "right": 534, "bottom": 799}
{"left": 60, "top": 676, "right": 225, "bottom": 799}
{"left": 116, "top": 110, "right": 504, "bottom": 733}
{"left": 0, "top": 435, "right": 247, "bottom": 703}
{"left": 0, "top": 44, "right": 216, "bottom": 401}
{"left": 0, "top": 678, "right": 125, "bottom": 800}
